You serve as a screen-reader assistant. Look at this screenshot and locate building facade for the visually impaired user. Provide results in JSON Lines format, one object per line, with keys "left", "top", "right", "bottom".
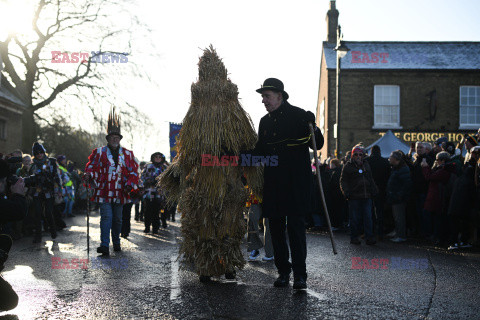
{"left": 0, "top": 73, "right": 27, "bottom": 154}
{"left": 317, "top": 1, "right": 480, "bottom": 158}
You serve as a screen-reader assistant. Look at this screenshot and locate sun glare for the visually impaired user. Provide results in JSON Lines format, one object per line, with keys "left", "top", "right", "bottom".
{"left": 0, "top": 0, "right": 34, "bottom": 39}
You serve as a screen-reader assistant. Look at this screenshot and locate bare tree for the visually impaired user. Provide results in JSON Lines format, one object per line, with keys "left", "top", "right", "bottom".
{"left": 0, "top": 0, "right": 155, "bottom": 150}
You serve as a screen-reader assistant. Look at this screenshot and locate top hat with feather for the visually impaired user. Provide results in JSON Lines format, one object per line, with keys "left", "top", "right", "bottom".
{"left": 106, "top": 107, "right": 123, "bottom": 140}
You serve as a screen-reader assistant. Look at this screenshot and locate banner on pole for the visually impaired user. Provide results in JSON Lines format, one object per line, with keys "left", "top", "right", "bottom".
{"left": 169, "top": 122, "right": 182, "bottom": 162}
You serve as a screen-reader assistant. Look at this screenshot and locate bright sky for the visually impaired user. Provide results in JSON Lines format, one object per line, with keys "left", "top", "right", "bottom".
{"left": 133, "top": 0, "right": 480, "bottom": 161}
{"left": 1, "top": 0, "right": 480, "bottom": 161}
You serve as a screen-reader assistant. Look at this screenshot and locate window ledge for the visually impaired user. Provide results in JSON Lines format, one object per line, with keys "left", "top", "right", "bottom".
{"left": 372, "top": 125, "right": 403, "bottom": 130}
{"left": 459, "top": 125, "right": 480, "bottom": 130}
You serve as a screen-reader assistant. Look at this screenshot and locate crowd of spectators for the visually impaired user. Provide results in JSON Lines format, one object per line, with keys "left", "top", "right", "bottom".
{"left": 309, "top": 133, "right": 480, "bottom": 250}
{"left": 0, "top": 143, "right": 88, "bottom": 242}
{"left": 0, "top": 145, "right": 177, "bottom": 245}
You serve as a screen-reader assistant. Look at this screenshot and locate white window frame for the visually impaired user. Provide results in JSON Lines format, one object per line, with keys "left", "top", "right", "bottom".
{"left": 459, "top": 86, "right": 480, "bottom": 129}
{"left": 372, "top": 85, "right": 402, "bottom": 129}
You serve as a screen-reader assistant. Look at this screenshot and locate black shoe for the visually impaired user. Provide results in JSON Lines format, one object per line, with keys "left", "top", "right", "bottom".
{"left": 121, "top": 234, "right": 128, "bottom": 238}
{"left": 225, "top": 270, "right": 236, "bottom": 280}
{"left": 199, "top": 275, "right": 211, "bottom": 283}
{"left": 366, "top": 239, "right": 376, "bottom": 245}
{"left": 97, "top": 246, "right": 109, "bottom": 256}
{"left": 50, "top": 230, "right": 57, "bottom": 240}
{"left": 152, "top": 229, "right": 158, "bottom": 234}
{"left": 33, "top": 235, "right": 42, "bottom": 243}
{"left": 293, "top": 276, "right": 307, "bottom": 290}
{"left": 113, "top": 244, "right": 121, "bottom": 252}
{"left": 274, "top": 274, "right": 290, "bottom": 287}
{"left": 350, "top": 239, "right": 361, "bottom": 245}
{"left": 143, "top": 228, "right": 150, "bottom": 233}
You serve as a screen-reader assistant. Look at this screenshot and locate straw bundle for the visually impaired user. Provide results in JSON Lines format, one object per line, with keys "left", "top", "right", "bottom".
{"left": 157, "top": 45, "right": 263, "bottom": 276}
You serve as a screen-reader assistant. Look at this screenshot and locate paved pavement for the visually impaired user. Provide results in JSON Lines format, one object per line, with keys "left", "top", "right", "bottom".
{"left": 1, "top": 211, "right": 479, "bottom": 320}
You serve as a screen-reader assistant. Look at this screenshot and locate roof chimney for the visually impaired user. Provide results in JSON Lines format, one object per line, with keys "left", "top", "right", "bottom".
{"left": 326, "top": 0, "right": 339, "bottom": 44}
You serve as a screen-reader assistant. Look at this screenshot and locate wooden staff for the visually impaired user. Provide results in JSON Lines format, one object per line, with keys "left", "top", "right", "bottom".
{"left": 309, "top": 123, "right": 338, "bottom": 254}
{"left": 86, "top": 186, "right": 91, "bottom": 257}
{"left": 84, "top": 179, "right": 97, "bottom": 257}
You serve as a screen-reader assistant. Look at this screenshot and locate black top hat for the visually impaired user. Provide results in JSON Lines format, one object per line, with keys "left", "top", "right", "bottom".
{"left": 256, "top": 78, "right": 289, "bottom": 100}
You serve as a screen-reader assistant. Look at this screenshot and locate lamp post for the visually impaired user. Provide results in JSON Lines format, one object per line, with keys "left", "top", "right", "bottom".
{"left": 333, "top": 26, "right": 349, "bottom": 158}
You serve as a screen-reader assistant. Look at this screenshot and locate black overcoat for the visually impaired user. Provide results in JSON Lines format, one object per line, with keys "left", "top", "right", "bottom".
{"left": 254, "top": 102, "right": 324, "bottom": 218}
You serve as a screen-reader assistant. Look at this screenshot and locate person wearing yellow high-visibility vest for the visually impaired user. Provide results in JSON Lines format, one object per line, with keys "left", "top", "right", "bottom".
{"left": 57, "top": 155, "right": 75, "bottom": 218}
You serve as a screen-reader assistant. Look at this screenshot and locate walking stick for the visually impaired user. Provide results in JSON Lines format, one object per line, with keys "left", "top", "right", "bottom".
{"left": 86, "top": 185, "right": 91, "bottom": 257}
{"left": 85, "top": 178, "right": 97, "bottom": 257}
{"left": 309, "top": 123, "right": 338, "bottom": 254}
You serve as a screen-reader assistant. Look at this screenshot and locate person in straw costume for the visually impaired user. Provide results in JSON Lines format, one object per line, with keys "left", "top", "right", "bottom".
{"left": 158, "top": 46, "right": 263, "bottom": 282}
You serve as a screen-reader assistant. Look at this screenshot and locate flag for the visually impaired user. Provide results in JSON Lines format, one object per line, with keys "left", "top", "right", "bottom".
{"left": 169, "top": 122, "right": 182, "bottom": 162}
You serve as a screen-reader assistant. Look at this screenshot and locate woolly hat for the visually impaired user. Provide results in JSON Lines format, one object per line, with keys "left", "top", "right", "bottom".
{"left": 351, "top": 146, "right": 364, "bottom": 155}
{"left": 390, "top": 150, "right": 404, "bottom": 161}
{"left": 150, "top": 152, "right": 165, "bottom": 163}
{"left": 32, "top": 142, "right": 46, "bottom": 155}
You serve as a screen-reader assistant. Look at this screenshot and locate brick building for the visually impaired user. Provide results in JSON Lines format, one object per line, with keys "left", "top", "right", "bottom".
{"left": 0, "top": 73, "right": 27, "bottom": 154}
{"left": 317, "top": 1, "right": 480, "bottom": 158}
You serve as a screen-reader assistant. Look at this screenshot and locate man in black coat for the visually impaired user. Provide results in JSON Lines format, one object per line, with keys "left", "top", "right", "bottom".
{"left": 366, "top": 145, "right": 391, "bottom": 239}
{"left": 408, "top": 142, "right": 434, "bottom": 237}
{"left": 254, "top": 78, "right": 323, "bottom": 290}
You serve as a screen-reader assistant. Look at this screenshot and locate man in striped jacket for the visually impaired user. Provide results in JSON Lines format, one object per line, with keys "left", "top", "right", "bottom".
{"left": 84, "top": 108, "right": 139, "bottom": 256}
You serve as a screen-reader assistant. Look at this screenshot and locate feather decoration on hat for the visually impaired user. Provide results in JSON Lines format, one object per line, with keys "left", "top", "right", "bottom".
{"left": 106, "top": 107, "right": 122, "bottom": 138}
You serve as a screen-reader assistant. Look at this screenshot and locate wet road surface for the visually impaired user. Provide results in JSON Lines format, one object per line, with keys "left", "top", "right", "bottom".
{"left": 1, "top": 211, "right": 480, "bottom": 319}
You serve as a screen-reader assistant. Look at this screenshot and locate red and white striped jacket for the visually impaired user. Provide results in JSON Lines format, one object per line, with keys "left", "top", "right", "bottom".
{"left": 85, "top": 146, "right": 139, "bottom": 204}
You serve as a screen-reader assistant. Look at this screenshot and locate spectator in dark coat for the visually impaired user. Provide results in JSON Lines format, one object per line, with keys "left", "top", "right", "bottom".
{"left": 327, "top": 158, "right": 345, "bottom": 229}
{"left": 387, "top": 150, "right": 412, "bottom": 243}
{"left": 422, "top": 151, "right": 456, "bottom": 244}
{"left": 442, "top": 141, "right": 463, "bottom": 177}
{"left": 409, "top": 142, "right": 434, "bottom": 237}
{"left": 366, "top": 145, "right": 391, "bottom": 239}
{"left": 340, "top": 146, "right": 378, "bottom": 245}
{"left": 308, "top": 161, "right": 330, "bottom": 231}
{"left": 447, "top": 147, "right": 479, "bottom": 250}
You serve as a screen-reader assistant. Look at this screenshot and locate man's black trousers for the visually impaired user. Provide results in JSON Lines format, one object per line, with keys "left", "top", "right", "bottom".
{"left": 33, "top": 196, "right": 56, "bottom": 235}
{"left": 121, "top": 203, "right": 133, "bottom": 236}
{"left": 269, "top": 215, "right": 307, "bottom": 278}
{"left": 144, "top": 199, "right": 166, "bottom": 231}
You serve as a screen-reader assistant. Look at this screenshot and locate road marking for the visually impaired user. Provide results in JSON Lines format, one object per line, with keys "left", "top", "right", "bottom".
{"left": 170, "top": 256, "right": 181, "bottom": 301}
